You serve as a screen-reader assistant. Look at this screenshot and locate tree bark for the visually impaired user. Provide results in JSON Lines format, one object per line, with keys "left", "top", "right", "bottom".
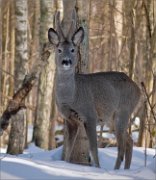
{"left": 114, "top": 0, "right": 123, "bottom": 70}
{"left": 25, "top": 0, "right": 40, "bottom": 135}
{"left": 76, "top": 0, "right": 90, "bottom": 73}
{"left": 137, "top": 103, "right": 146, "bottom": 147}
{"left": 33, "top": 0, "right": 56, "bottom": 150}
{"left": 7, "top": 0, "right": 28, "bottom": 154}
{"left": 107, "top": 0, "right": 117, "bottom": 71}
{"left": 2, "top": 1, "right": 10, "bottom": 110}
{"left": 0, "top": 0, "right": 15, "bottom": 148}
{"left": 143, "top": 0, "right": 156, "bottom": 148}
{"left": 62, "top": 0, "right": 90, "bottom": 166}
{"left": 0, "top": 0, "right": 2, "bottom": 115}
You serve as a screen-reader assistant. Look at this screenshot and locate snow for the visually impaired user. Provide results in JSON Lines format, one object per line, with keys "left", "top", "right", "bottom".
{"left": 0, "top": 144, "right": 155, "bottom": 180}
{"left": 27, "top": 125, "right": 33, "bottom": 143}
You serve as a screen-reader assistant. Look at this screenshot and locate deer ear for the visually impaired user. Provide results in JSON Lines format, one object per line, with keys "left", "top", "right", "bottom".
{"left": 72, "top": 27, "right": 84, "bottom": 46}
{"left": 48, "top": 28, "right": 59, "bottom": 45}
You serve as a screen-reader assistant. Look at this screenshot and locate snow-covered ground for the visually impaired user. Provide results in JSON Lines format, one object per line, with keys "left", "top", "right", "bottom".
{"left": 0, "top": 144, "right": 155, "bottom": 179}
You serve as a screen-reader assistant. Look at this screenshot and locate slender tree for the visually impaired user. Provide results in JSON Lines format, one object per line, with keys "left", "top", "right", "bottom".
{"left": 61, "top": 0, "right": 90, "bottom": 165}
{"left": 2, "top": 0, "right": 10, "bottom": 110}
{"left": 7, "top": 0, "right": 28, "bottom": 154}
{"left": 0, "top": 0, "right": 2, "bottom": 116}
{"left": 33, "top": 0, "right": 56, "bottom": 150}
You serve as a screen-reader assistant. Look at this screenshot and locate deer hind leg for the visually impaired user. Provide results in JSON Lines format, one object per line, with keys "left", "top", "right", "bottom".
{"left": 114, "top": 131, "right": 125, "bottom": 169}
{"left": 124, "top": 131, "right": 133, "bottom": 169}
{"left": 114, "top": 111, "right": 129, "bottom": 169}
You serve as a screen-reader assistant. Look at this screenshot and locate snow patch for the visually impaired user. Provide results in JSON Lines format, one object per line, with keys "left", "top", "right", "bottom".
{"left": 0, "top": 144, "right": 155, "bottom": 179}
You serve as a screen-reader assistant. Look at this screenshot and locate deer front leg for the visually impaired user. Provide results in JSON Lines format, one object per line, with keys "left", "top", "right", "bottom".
{"left": 84, "top": 121, "right": 99, "bottom": 167}
{"left": 63, "top": 119, "right": 79, "bottom": 161}
{"left": 80, "top": 110, "right": 99, "bottom": 168}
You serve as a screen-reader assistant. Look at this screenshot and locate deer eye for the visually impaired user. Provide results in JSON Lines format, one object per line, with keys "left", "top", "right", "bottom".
{"left": 58, "top": 49, "right": 62, "bottom": 53}
{"left": 71, "top": 48, "right": 75, "bottom": 53}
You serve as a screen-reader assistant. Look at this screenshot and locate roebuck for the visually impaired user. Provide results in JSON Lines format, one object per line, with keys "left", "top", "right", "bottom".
{"left": 48, "top": 12, "right": 141, "bottom": 169}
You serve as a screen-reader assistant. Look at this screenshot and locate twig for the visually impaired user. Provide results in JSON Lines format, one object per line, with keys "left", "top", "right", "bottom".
{"left": 142, "top": 0, "right": 152, "bottom": 38}
{"left": 141, "top": 82, "right": 156, "bottom": 123}
{"left": 0, "top": 68, "right": 15, "bottom": 79}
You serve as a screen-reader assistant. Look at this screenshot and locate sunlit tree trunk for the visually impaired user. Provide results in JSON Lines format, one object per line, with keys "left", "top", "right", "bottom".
{"left": 9, "top": 1, "right": 15, "bottom": 97}
{"left": 114, "top": 0, "right": 123, "bottom": 71}
{"left": 7, "top": 0, "right": 28, "bottom": 154}
{"left": 33, "top": 0, "right": 56, "bottom": 150}
{"left": 135, "top": 0, "right": 146, "bottom": 147}
{"left": 0, "top": 0, "right": 13, "bottom": 148}
{"left": 25, "top": 0, "right": 40, "bottom": 143}
{"left": 2, "top": 0, "right": 10, "bottom": 111}
{"left": 62, "top": 0, "right": 90, "bottom": 165}
{"left": 0, "top": 0, "right": 2, "bottom": 115}
{"left": 107, "top": 0, "right": 117, "bottom": 71}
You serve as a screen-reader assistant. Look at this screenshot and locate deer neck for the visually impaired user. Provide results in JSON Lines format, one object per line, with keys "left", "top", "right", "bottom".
{"left": 55, "top": 69, "right": 76, "bottom": 104}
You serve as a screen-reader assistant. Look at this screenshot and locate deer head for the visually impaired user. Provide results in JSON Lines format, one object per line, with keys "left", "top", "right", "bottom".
{"left": 48, "top": 12, "right": 84, "bottom": 72}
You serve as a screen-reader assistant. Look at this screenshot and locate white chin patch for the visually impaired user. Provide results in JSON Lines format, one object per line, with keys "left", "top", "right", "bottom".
{"left": 63, "top": 65, "right": 71, "bottom": 70}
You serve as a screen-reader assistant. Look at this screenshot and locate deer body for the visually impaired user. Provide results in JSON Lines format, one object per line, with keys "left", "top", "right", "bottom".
{"left": 48, "top": 13, "right": 141, "bottom": 169}
{"left": 56, "top": 71, "right": 139, "bottom": 124}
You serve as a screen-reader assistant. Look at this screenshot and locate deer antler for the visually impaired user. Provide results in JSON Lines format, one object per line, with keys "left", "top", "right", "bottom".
{"left": 67, "top": 9, "right": 77, "bottom": 41}
{"left": 55, "top": 11, "right": 65, "bottom": 42}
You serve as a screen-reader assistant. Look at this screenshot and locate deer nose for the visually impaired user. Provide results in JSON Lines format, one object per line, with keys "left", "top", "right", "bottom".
{"left": 62, "top": 59, "right": 72, "bottom": 66}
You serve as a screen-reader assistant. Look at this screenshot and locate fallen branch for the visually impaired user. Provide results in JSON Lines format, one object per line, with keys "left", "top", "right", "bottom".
{"left": 0, "top": 42, "right": 53, "bottom": 136}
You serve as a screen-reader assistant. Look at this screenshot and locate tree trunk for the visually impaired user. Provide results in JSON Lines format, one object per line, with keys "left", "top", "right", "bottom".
{"left": 76, "top": 0, "right": 90, "bottom": 73}
{"left": 0, "top": 0, "right": 2, "bottom": 115}
{"left": 62, "top": 0, "right": 90, "bottom": 166}
{"left": 137, "top": 103, "right": 146, "bottom": 147}
{"left": 7, "top": 0, "right": 28, "bottom": 154}
{"left": 108, "top": 0, "right": 116, "bottom": 71}
{"left": 143, "top": 0, "right": 155, "bottom": 148}
{"left": 114, "top": 0, "right": 123, "bottom": 71}
{"left": 128, "top": 0, "right": 136, "bottom": 135}
{"left": 33, "top": 0, "right": 56, "bottom": 150}
{"left": 0, "top": 0, "right": 15, "bottom": 148}
{"left": 2, "top": 0, "right": 10, "bottom": 111}
{"left": 26, "top": 0, "right": 40, "bottom": 135}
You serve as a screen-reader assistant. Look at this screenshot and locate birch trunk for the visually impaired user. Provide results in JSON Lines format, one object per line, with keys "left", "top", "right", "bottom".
{"left": 7, "top": 0, "right": 28, "bottom": 154}
{"left": 33, "top": 0, "right": 56, "bottom": 150}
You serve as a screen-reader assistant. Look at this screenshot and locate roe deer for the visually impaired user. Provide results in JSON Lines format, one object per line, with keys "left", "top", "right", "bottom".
{"left": 48, "top": 12, "right": 141, "bottom": 169}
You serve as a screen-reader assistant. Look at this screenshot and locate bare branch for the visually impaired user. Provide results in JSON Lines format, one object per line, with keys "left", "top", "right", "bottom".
{"left": 141, "top": 82, "right": 156, "bottom": 123}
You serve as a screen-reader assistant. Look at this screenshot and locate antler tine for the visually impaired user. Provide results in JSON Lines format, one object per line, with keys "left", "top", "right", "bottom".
{"left": 67, "top": 9, "right": 77, "bottom": 41}
{"left": 72, "top": 8, "right": 77, "bottom": 26}
{"left": 55, "top": 11, "right": 65, "bottom": 41}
